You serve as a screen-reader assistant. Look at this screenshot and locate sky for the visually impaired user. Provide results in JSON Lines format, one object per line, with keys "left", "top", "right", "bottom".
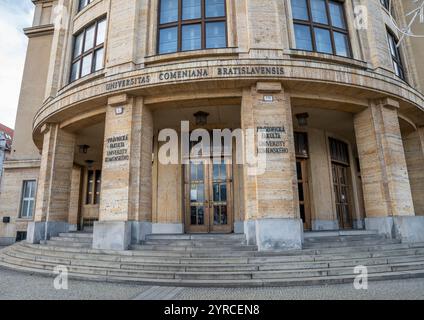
{"left": 0, "top": 0, "right": 34, "bottom": 129}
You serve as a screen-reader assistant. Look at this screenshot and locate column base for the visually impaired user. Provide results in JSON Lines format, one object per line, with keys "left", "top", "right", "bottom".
{"left": 365, "top": 217, "right": 394, "bottom": 238}
{"left": 93, "top": 221, "right": 131, "bottom": 251}
{"left": 353, "top": 219, "right": 365, "bottom": 230}
{"left": 312, "top": 219, "right": 339, "bottom": 231}
{"left": 244, "top": 220, "right": 257, "bottom": 245}
{"left": 234, "top": 221, "right": 244, "bottom": 234}
{"left": 130, "top": 221, "right": 152, "bottom": 243}
{"left": 253, "top": 218, "right": 304, "bottom": 251}
{"left": 27, "top": 221, "right": 70, "bottom": 244}
{"left": 0, "top": 237, "right": 15, "bottom": 246}
{"left": 365, "top": 216, "right": 424, "bottom": 242}
{"left": 68, "top": 224, "right": 78, "bottom": 232}
{"left": 152, "top": 223, "right": 184, "bottom": 234}
{"left": 393, "top": 216, "right": 424, "bottom": 243}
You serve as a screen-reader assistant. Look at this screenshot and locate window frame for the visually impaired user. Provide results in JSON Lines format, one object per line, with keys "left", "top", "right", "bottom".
{"left": 69, "top": 16, "right": 107, "bottom": 83}
{"left": 386, "top": 29, "right": 406, "bottom": 81}
{"left": 78, "top": 0, "right": 93, "bottom": 12}
{"left": 86, "top": 169, "right": 102, "bottom": 205}
{"left": 291, "top": 0, "right": 352, "bottom": 58}
{"left": 380, "top": 0, "right": 390, "bottom": 11}
{"left": 157, "top": 0, "right": 228, "bottom": 54}
{"left": 329, "top": 137, "right": 350, "bottom": 166}
{"left": 19, "top": 180, "right": 37, "bottom": 219}
{"left": 294, "top": 131, "right": 309, "bottom": 158}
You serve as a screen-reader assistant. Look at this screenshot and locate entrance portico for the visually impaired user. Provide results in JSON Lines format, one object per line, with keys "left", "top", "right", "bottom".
{"left": 26, "top": 81, "right": 424, "bottom": 251}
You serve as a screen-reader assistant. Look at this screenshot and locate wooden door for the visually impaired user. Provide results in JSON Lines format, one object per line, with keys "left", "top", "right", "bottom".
{"left": 332, "top": 163, "right": 352, "bottom": 229}
{"left": 185, "top": 159, "right": 233, "bottom": 233}
{"left": 296, "top": 159, "right": 311, "bottom": 230}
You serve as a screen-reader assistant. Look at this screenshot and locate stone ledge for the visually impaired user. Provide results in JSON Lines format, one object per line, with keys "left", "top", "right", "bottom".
{"left": 3, "top": 159, "right": 41, "bottom": 169}
{"left": 32, "top": 58, "right": 424, "bottom": 137}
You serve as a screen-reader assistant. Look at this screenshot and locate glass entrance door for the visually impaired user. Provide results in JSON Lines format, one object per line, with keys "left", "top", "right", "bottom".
{"left": 185, "top": 159, "right": 233, "bottom": 233}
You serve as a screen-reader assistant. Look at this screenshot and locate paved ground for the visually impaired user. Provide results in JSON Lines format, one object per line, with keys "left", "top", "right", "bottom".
{"left": 1, "top": 267, "right": 424, "bottom": 300}
{"left": 0, "top": 267, "right": 150, "bottom": 300}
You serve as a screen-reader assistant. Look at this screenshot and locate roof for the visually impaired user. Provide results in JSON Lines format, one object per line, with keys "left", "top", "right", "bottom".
{"left": 0, "top": 123, "right": 14, "bottom": 151}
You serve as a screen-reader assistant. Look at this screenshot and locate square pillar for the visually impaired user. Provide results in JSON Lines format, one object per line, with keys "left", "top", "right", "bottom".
{"left": 403, "top": 126, "right": 424, "bottom": 216}
{"left": 241, "top": 83, "right": 303, "bottom": 251}
{"left": 27, "top": 124, "right": 76, "bottom": 243}
{"left": 68, "top": 166, "right": 82, "bottom": 232}
{"left": 93, "top": 95, "right": 153, "bottom": 250}
{"left": 354, "top": 99, "right": 424, "bottom": 242}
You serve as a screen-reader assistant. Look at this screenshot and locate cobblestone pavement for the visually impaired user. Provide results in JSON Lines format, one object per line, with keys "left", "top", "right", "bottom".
{"left": 171, "top": 279, "right": 424, "bottom": 300}
{"left": 0, "top": 267, "right": 150, "bottom": 300}
{"left": 1, "top": 267, "right": 424, "bottom": 300}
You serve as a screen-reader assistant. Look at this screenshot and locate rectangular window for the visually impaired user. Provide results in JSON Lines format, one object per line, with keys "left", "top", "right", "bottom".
{"left": 158, "top": 0, "right": 227, "bottom": 54}
{"left": 387, "top": 29, "right": 406, "bottom": 80}
{"left": 78, "top": 0, "right": 93, "bottom": 12}
{"left": 329, "top": 138, "right": 349, "bottom": 165}
{"left": 291, "top": 0, "right": 352, "bottom": 57}
{"left": 295, "top": 132, "right": 309, "bottom": 158}
{"left": 20, "top": 180, "right": 36, "bottom": 218}
{"left": 86, "top": 170, "right": 102, "bottom": 205}
{"left": 70, "top": 17, "right": 107, "bottom": 82}
{"left": 16, "top": 232, "right": 27, "bottom": 242}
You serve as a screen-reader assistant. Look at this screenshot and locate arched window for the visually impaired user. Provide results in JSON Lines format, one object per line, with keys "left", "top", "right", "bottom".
{"left": 291, "top": 0, "right": 352, "bottom": 57}
{"left": 158, "top": 0, "right": 227, "bottom": 54}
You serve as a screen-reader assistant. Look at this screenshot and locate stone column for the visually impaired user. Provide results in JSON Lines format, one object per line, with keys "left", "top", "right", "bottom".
{"left": 403, "top": 126, "right": 424, "bottom": 216}
{"left": 27, "top": 124, "right": 76, "bottom": 243}
{"left": 354, "top": 98, "right": 424, "bottom": 242}
{"left": 241, "top": 82, "right": 303, "bottom": 250}
{"left": 93, "top": 94, "right": 153, "bottom": 250}
{"left": 129, "top": 96, "right": 154, "bottom": 242}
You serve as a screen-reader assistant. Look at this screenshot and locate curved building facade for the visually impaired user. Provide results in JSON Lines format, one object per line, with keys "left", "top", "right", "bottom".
{"left": 0, "top": 0, "right": 424, "bottom": 251}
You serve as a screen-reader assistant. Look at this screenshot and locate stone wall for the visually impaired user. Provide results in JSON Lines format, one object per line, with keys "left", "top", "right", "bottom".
{"left": 0, "top": 163, "right": 40, "bottom": 245}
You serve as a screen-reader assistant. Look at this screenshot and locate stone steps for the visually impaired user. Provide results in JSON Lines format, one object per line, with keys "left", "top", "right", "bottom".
{"left": 304, "top": 235, "right": 386, "bottom": 243}
{"left": 140, "top": 239, "right": 247, "bottom": 246}
{"left": 1, "top": 255, "right": 424, "bottom": 287}
{"left": 303, "top": 230, "right": 379, "bottom": 238}
{"left": 41, "top": 232, "right": 94, "bottom": 249}
{"left": 45, "top": 240, "right": 92, "bottom": 248}
{"left": 145, "top": 234, "right": 246, "bottom": 241}
{"left": 6, "top": 243, "right": 424, "bottom": 273}
{"left": 50, "top": 236, "right": 93, "bottom": 243}
{"left": 303, "top": 239, "right": 401, "bottom": 249}
{"left": 2, "top": 232, "right": 424, "bottom": 287}
{"left": 131, "top": 244, "right": 258, "bottom": 252}
{"left": 11, "top": 241, "right": 424, "bottom": 260}
{"left": 2, "top": 248, "right": 424, "bottom": 285}
{"left": 3, "top": 246, "right": 424, "bottom": 279}
{"left": 58, "top": 232, "right": 93, "bottom": 239}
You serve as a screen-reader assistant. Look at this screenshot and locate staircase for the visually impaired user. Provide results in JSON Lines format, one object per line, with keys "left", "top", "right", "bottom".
{"left": 41, "top": 232, "right": 93, "bottom": 249}
{"left": 1, "top": 231, "right": 424, "bottom": 287}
